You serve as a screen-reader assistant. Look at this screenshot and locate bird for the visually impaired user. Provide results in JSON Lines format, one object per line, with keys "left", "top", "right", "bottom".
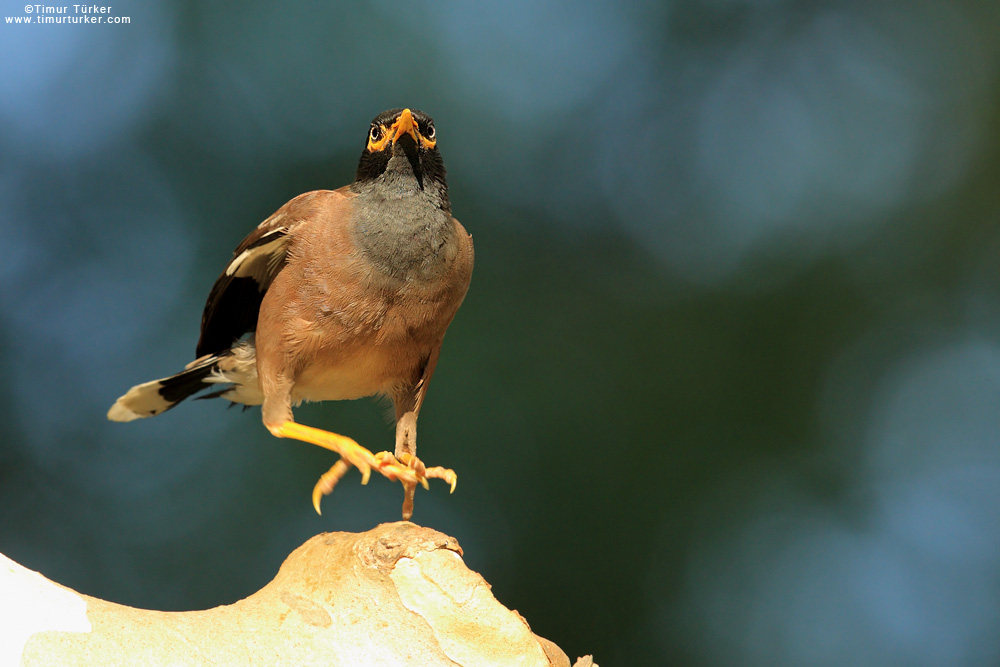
{"left": 108, "top": 108, "right": 474, "bottom": 520}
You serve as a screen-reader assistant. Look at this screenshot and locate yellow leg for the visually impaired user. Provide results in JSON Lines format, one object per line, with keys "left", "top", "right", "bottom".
{"left": 268, "top": 421, "right": 456, "bottom": 517}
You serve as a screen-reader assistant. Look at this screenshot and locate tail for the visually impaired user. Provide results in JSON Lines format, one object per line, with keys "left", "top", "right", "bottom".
{"left": 107, "top": 354, "right": 229, "bottom": 422}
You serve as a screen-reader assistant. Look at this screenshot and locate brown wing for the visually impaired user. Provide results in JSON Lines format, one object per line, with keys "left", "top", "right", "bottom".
{"left": 196, "top": 191, "right": 330, "bottom": 357}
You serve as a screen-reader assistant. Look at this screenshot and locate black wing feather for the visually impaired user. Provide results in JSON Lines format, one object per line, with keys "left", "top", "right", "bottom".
{"left": 196, "top": 222, "right": 291, "bottom": 357}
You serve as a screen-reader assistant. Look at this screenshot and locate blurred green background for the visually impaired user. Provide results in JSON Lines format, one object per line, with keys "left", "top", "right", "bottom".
{"left": 3, "top": 1, "right": 1000, "bottom": 664}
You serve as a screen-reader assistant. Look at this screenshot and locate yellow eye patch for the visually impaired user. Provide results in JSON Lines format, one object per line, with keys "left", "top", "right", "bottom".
{"left": 366, "top": 108, "right": 436, "bottom": 152}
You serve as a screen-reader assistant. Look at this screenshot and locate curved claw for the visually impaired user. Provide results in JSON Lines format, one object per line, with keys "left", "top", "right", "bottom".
{"left": 398, "top": 454, "right": 458, "bottom": 493}
{"left": 425, "top": 466, "right": 458, "bottom": 493}
{"left": 311, "top": 459, "right": 351, "bottom": 515}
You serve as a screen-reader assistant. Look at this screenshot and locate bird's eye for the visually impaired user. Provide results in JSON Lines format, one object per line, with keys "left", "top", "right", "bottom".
{"left": 369, "top": 125, "right": 382, "bottom": 142}
{"left": 425, "top": 124, "right": 435, "bottom": 140}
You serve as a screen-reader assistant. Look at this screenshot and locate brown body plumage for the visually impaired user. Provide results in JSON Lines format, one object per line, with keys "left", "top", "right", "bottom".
{"left": 109, "top": 109, "right": 473, "bottom": 518}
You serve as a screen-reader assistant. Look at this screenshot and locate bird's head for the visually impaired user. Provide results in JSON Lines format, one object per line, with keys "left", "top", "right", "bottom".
{"left": 354, "top": 108, "right": 447, "bottom": 201}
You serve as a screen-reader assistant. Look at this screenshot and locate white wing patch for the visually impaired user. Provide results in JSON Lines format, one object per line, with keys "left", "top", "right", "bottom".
{"left": 224, "top": 232, "right": 289, "bottom": 284}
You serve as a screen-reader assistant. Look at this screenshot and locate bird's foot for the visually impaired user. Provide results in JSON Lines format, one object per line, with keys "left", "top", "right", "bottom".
{"left": 268, "top": 421, "right": 455, "bottom": 517}
{"left": 375, "top": 452, "right": 458, "bottom": 492}
{"left": 374, "top": 451, "right": 457, "bottom": 520}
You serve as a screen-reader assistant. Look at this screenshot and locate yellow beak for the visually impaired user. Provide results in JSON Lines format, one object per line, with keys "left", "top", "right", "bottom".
{"left": 390, "top": 108, "right": 419, "bottom": 145}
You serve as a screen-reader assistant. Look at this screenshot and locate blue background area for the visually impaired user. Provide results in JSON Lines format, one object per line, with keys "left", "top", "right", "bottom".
{"left": 3, "top": 1, "right": 1000, "bottom": 663}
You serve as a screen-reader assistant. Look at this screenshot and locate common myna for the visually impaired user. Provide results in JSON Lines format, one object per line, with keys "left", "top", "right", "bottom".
{"left": 109, "top": 108, "right": 473, "bottom": 519}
